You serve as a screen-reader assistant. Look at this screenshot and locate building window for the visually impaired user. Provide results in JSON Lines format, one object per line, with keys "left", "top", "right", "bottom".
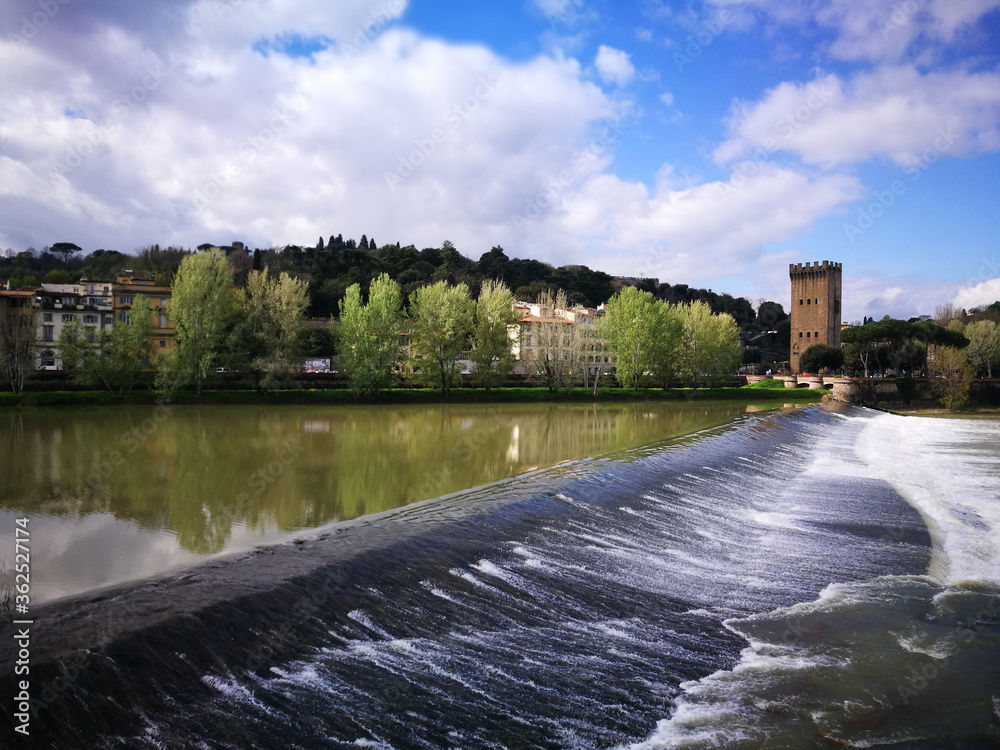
{"left": 159, "top": 298, "right": 167, "bottom": 307}
{"left": 815, "top": 298, "right": 819, "bottom": 304}
{"left": 61, "top": 313, "right": 75, "bottom": 322}
{"left": 104, "top": 316, "right": 113, "bottom": 326}
{"left": 43, "top": 312, "right": 52, "bottom": 322}
{"left": 158, "top": 312, "right": 168, "bottom": 328}
{"left": 806, "top": 332, "right": 811, "bottom": 338}
{"left": 118, "top": 312, "right": 129, "bottom": 323}
{"left": 806, "top": 299, "right": 811, "bottom": 305}
{"left": 83, "top": 314, "right": 98, "bottom": 324}
{"left": 120, "top": 296, "right": 133, "bottom": 305}
{"left": 40, "top": 351, "right": 55, "bottom": 368}
{"left": 815, "top": 332, "right": 819, "bottom": 338}
{"left": 799, "top": 299, "right": 803, "bottom": 305}
{"left": 159, "top": 340, "right": 166, "bottom": 349}
{"left": 799, "top": 332, "right": 803, "bottom": 338}
{"left": 42, "top": 326, "right": 54, "bottom": 342}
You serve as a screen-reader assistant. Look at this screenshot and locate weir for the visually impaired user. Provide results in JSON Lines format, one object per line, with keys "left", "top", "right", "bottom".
{"left": 1, "top": 406, "right": 945, "bottom": 749}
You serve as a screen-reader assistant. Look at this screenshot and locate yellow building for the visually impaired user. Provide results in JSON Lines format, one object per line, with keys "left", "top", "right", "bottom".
{"left": 112, "top": 272, "right": 175, "bottom": 365}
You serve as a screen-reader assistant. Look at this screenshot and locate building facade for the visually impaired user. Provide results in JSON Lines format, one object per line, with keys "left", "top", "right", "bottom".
{"left": 112, "top": 272, "right": 175, "bottom": 365}
{"left": 513, "top": 301, "right": 610, "bottom": 379}
{"left": 34, "top": 281, "right": 115, "bottom": 368}
{"left": 789, "top": 261, "right": 842, "bottom": 373}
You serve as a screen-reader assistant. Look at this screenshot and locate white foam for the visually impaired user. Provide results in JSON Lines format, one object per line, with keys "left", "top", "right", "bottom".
{"left": 856, "top": 413, "right": 1000, "bottom": 584}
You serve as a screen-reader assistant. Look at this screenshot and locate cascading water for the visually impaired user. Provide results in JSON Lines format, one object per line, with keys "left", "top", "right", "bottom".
{"left": 3, "top": 405, "right": 996, "bottom": 749}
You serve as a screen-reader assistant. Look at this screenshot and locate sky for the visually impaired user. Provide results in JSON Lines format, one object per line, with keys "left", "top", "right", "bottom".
{"left": 1, "top": 0, "right": 999, "bottom": 321}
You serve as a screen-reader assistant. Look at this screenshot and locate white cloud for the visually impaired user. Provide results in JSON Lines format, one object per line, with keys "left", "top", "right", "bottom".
{"left": 709, "top": 0, "right": 1000, "bottom": 62}
{"left": 954, "top": 277, "right": 1000, "bottom": 311}
{"left": 715, "top": 68, "right": 1000, "bottom": 169}
{"left": 509, "top": 163, "right": 863, "bottom": 284}
{"left": 594, "top": 45, "right": 635, "bottom": 87}
{"left": 841, "top": 272, "right": 963, "bottom": 322}
{"left": 0, "top": 4, "right": 625, "bottom": 255}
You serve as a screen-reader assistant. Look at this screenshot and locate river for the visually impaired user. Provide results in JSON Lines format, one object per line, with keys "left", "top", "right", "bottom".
{"left": 1, "top": 403, "right": 998, "bottom": 748}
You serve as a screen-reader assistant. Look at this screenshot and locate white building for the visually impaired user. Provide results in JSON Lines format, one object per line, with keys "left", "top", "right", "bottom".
{"left": 34, "top": 281, "right": 114, "bottom": 369}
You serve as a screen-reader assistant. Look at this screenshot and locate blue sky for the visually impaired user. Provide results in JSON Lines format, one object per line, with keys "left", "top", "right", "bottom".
{"left": 1, "top": 0, "right": 999, "bottom": 320}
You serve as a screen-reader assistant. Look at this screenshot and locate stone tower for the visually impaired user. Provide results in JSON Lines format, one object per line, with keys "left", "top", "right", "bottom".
{"left": 789, "top": 261, "right": 842, "bottom": 373}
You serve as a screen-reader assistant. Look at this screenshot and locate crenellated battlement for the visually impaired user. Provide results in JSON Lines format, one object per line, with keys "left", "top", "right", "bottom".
{"left": 789, "top": 260, "right": 842, "bottom": 274}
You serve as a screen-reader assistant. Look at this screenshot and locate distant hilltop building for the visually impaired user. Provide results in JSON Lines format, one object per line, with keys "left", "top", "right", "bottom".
{"left": 789, "top": 261, "right": 842, "bottom": 373}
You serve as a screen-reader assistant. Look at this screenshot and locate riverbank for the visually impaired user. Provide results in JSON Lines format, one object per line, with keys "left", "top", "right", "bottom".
{"left": 0, "top": 386, "right": 826, "bottom": 407}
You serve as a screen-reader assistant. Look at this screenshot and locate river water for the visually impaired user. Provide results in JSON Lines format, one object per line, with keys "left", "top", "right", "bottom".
{"left": 1, "top": 404, "right": 998, "bottom": 748}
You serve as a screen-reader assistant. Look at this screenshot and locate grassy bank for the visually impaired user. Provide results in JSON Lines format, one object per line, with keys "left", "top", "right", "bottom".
{"left": 0, "top": 385, "right": 826, "bottom": 408}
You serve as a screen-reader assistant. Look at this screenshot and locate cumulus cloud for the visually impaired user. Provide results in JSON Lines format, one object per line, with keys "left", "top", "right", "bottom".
{"left": 509, "top": 162, "right": 863, "bottom": 284}
{"left": 954, "top": 277, "right": 1000, "bottom": 311}
{"left": 594, "top": 45, "right": 635, "bottom": 87}
{"left": 0, "top": 0, "right": 625, "bottom": 254}
{"left": 715, "top": 68, "right": 1000, "bottom": 169}
{"left": 709, "top": 0, "right": 1000, "bottom": 62}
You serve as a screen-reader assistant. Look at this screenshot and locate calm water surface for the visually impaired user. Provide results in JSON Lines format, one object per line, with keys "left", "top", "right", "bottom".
{"left": 0, "top": 401, "right": 771, "bottom": 602}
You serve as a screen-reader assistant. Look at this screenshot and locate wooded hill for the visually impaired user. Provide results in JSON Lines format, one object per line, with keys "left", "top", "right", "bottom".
{"left": 1, "top": 237, "right": 785, "bottom": 333}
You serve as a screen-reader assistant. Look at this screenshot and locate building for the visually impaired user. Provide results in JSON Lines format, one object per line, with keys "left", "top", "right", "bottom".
{"left": 789, "top": 261, "right": 842, "bottom": 373}
{"left": 112, "top": 272, "right": 175, "bottom": 366}
{"left": 513, "top": 301, "right": 609, "bottom": 379}
{"left": 34, "top": 281, "right": 114, "bottom": 369}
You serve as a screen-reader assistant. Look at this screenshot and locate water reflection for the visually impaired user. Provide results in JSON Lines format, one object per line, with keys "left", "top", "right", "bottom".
{"left": 1, "top": 401, "right": 764, "bottom": 601}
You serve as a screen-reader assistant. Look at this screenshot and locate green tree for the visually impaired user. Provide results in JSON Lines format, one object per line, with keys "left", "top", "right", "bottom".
{"left": 408, "top": 280, "right": 474, "bottom": 397}
{"left": 167, "top": 250, "right": 235, "bottom": 396}
{"left": 57, "top": 317, "right": 89, "bottom": 372}
{"left": 71, "top": 295, "right": 154, "bottom": 395}
{"left": 526, "top": 288, "right": 573, "bottom": 393}
{"left": 799, "top": 343, "right": 845, "bottom": 374}
{"left": 932, "top": 346, "right": 973, "bottom": 412}
{"left": 471, "top": 279, "right": 518, "bottom": 393}
{"left": 337, "top": 273, "right": 404, "bottom": 398}
{"left": 680, "top": 301, "right": 741, "bottom": 387}
{"left": 235, "top": 269, "right": 310, "bottom": 391}
{"left": 49, "top": 241, "right": 82, "bottom": 264}
{"left": 0, "top": 296, "right": 34, "bottom": 394}
{"left": 650, "top": 301, "right": 685, "bottom": 388}
{"left": 600, "top": 287, "right": 672, "bottom": 390}
{"left": 964, "top": 320, "right": 1000, "bottom": 378}
{"left": 43, "top": 269, "right": 73, "bottom": 284}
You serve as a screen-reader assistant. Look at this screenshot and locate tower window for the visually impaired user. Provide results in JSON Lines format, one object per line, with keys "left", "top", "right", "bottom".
{"left": 807, "top": 299, "right": 811, "bottom": 305}
{"left": 815, "top": 332, "right": 819, "bottom": 338}
{"left": 799, "top": 332, "right": 803, "bottom": 338}
{"left": 806, "top": 332, "right": 811, "bottom": 338}
{"left": 815, "top": 298, "right": 819, "bottom": 304}
{"left": 799, "top": 299, "right": 803, "bottom": 305}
